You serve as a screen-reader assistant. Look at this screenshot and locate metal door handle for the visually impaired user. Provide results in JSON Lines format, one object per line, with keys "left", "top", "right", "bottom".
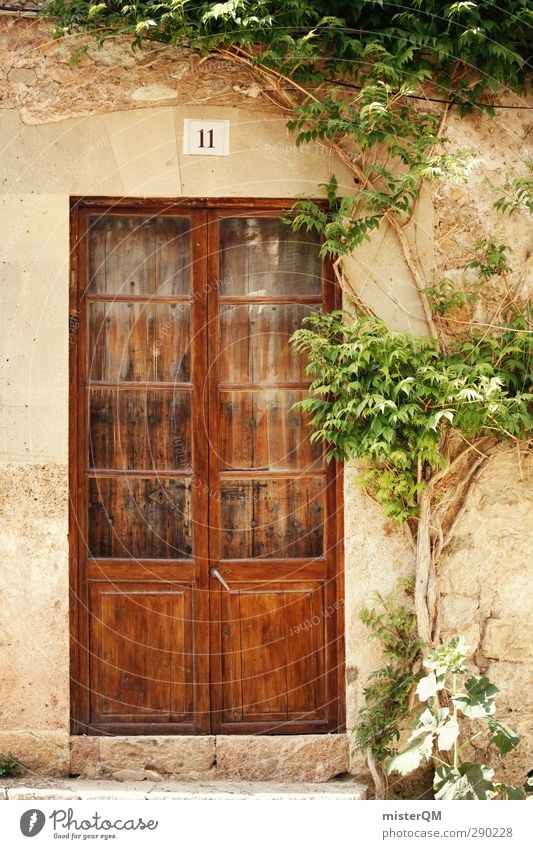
{"left": 211, "top": 569, "right": 231, "bottom": 592}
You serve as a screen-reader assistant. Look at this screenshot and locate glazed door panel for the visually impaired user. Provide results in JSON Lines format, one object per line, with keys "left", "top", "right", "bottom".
{"left": 72, "top": 208, "right": 209, "bottom": 735}
{"left": 208, "top": 213, "right": 343, "bottom": 733}
{"left": 70, "top": 201, "right": 344, "bottom": 736}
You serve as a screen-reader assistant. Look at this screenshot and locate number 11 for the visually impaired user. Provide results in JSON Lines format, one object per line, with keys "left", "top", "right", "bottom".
{"left": 198, "top": 129, "right": 215, "bottom": 149}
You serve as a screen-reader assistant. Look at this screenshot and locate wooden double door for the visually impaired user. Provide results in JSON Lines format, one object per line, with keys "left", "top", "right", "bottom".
{"left": 70, "top": 199, "right": 344, "bottom": 735}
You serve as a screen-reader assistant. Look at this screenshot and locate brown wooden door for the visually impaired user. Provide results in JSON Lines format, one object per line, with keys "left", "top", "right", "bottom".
{"left": 70, "top": 201, "right": 344, "bottom": 735}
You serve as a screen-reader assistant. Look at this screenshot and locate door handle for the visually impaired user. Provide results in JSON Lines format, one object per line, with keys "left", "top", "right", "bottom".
{"left": 211, "top": 569, "right": 231, "bottom": 592}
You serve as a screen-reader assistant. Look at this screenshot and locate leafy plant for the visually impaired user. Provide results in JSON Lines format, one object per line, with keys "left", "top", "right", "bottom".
{"left": 291, "top": 305, "right": 531, "bottom": 650}
{"left": 386, "top": 637, "right": 525, "bottom": 800}
{"left": 45, "top": 2, "right": 531, "bottom": 101}
{"left": 464, "top": 238, "right": 513, "bottom": 280}
{"left": 423, "top": 276, "right": 484, "bottom": 316}
{"left": 291, "top": 309, "right": 531, "bottom": 522}
{"left": 494, "top": 161, "right": 533, "bottom": 217}
{"left": 45, "top": 2, "right": 532, "bottom": 336}
{"left": 0, "top": 756, "right": 22, "bottom": 777}
{"left": 354, "top": 578, "right": 423, "bottom": 797}
{"left": 423, "top": 238, "right": 512, "bottom": 315}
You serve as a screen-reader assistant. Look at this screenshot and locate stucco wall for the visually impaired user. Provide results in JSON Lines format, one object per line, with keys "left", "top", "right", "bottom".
{"left": 0, "top": 16, "right": 531, "bottom": 787}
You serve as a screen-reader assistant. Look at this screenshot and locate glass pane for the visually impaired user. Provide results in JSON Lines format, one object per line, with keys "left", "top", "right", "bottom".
{"left": 88, "top": 477, "right": 192, "bottom": 558}
{"left": 220, "top": 478, "right": 324, "bottom": 559}
{"left": 88, "top": 302, "right": 191, "bottom": 383}
{"left": 219, "top": 391, "right": 323, "bottom": 471}
{"left": 219, "top": 218, "right": 321, "bottom": 296}
{"left": 218, "top": 304, "right": 316, "bottom": 383}
{"left": 90, "top": 389, "right": 192, "bottom": 471}
{"left": 88, "top": 216, "right": 192, "bottom": 296}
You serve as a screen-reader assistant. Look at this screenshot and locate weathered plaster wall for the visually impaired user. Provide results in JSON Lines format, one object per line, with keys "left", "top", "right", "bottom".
{"left": 0, "top": 16, "right": 531, "bottom": 786}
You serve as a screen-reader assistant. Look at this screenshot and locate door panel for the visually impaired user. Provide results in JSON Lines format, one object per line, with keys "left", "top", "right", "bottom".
{"left": 219, "top": 478, "right": 325, "bottom": 559}
{"left": 73, "top": 207, "right": 209, "bottom": 735}
{"left": 218, "top": 390, "right": 324, "bottom": 471}
{"left": 88, "top": 582, "right": 195, "bottom": 725}
{"left": 208, "top": 210, "right": 342, "bottom": 734}
{"left": 88, "top": 215, "right": 192, "bottom": 296}
{"left": 214, "top": 580, "right": 327, "bottom": 729}
{"left": 88, "top": 476, "right": 193, "bottom": 559}
{"left": 219, "top": 217, "right": 322, "bottom": 297}
{"left": 89, "top": 389, "right": 192, "bottom": 471}
{"left": 218, "top": 304, "right": 317, "bottom": 384}
{"left": 71, "top": 201, "right": 343, "bottom": 736}
{"left": 88, "top": 302, "right": 192, "bottom": 383}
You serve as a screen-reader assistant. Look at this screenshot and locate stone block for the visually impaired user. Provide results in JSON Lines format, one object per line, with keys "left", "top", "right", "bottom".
{"left": 482, "top": 620, "right": 531, "bottom": 662}
{"left": 8, "top": 68, "right": 37, "bottom": 85}
{"left": 439, "top": 595, "right": 479, "bottom": 630}
{"left": 487, "top": 662, "right": 533, "bottom": 706}
{"left": 144, "top": 770, "right": 163, "bottom": 782}
{"left": 98, "top": 736, "right": 216, "bottom": 777}
{"left": 439, "top": 555, "right": 479, "bottom": 596}
{"left": 111, "top": 769, "right": 149, "bottom": 782}
{"left": 490, "top": 572, "right": 533, "bottom": 619}
{"left": 87, "top": 42, "right": 137, "bottom": 69}
{"left": 70, "top": 737, "right": 99, "bottom": 778}
{"left": 216, "top": 735, "right": 349, "bottom": 783}
{"left": 131, "top": 84, "right": 178, "bottom": 102}
{"left": 0, "top": 731, "right": 69, "bottom": 776}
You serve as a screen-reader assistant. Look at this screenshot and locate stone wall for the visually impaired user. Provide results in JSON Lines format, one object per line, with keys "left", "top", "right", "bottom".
{"left": 0, "top": 15, "right": 531, "bottom": 788}
{"left": 438, "top": 451, "right": 532, "bottom": 786}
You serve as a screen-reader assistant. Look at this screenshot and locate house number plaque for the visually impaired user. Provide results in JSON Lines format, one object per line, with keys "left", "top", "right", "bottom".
{"left": 183, "top": 119, "right": 230, "bottom": 156}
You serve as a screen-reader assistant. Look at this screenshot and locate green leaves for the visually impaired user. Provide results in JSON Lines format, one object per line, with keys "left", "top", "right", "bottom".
{"left": 290, "top": 310, "right": 531, "bottom": 522}
{"left": 465, "top": 238, "right": 513, "bottom": 279}
{"left": 424, "top": 636, "right": 470, "bottom": 676}
{"left": 437, "top": 715, "right": 460, "bottom": 751}
{"left": 489, "top": 720, "right": 520, "bottom": 755}
{"left": 0, "top": 756, "right": 21, "bottom": 777}
{"left": 416, "top": 672, "right": 444, "bottom": 701}
{"left": 494, "top": 161, "right": 533, "bottom": 217}
{"left": 452, "top": 676, "right": 499, "bottom": 719}
{"left": 356, "top": 580, "right": 422, "bottom": 763}
{"left": 45, "top": 2, "right": 532, "bottom": 304}
{"left": 434, "top": 763, "right": 495, "bottom": 800}
{"left": 46, "top": 1, "right": 531, "bottom": 98}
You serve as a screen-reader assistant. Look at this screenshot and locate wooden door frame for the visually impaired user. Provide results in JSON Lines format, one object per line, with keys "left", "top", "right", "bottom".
{"left": 69, "top": 197, "right": 345, "bottom": 735}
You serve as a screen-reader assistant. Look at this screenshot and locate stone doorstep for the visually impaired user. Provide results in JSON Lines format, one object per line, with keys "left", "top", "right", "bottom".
{"left": 71, "top": 734, "right": 351, "bottom": 784}
{"left": 2, "top": 780, "right": 367, "bottom": 801}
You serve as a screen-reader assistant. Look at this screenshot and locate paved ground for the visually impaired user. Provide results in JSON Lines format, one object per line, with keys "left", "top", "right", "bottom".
{"left": 1, "top": 777, "right": 367, "bottom": 800}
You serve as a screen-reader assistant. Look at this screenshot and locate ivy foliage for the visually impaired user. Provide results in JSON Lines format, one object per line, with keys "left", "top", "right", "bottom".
{"left": 291, "top": 308, "right": 531, "bottom": 521}
{"left": 47, "top": 1, "right": 531, "bottom": 101}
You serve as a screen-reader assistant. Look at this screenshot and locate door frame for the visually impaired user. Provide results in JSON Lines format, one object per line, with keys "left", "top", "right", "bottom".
{"left": 69, "top": 197, "right": 345, "bottom": 735}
